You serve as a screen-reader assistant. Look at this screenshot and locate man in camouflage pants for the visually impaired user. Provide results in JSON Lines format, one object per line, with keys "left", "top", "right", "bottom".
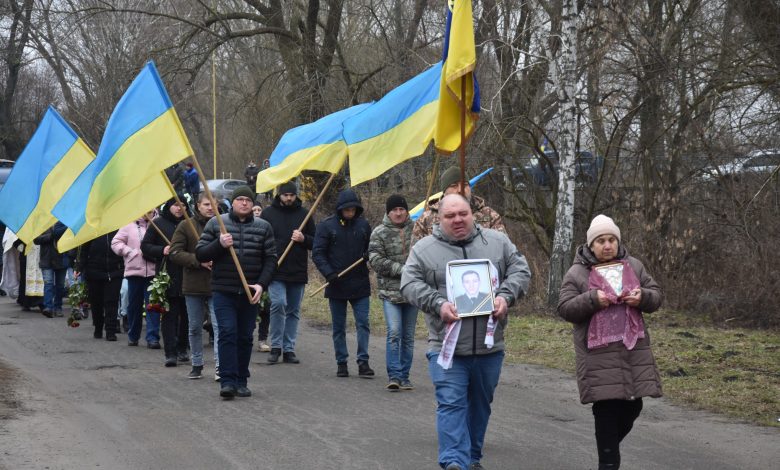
{"left": 412, "top": 166, "right": 505, "bottom": 242}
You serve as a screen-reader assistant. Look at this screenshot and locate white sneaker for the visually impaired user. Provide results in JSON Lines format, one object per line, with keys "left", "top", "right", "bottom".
{"left": 214, "top": 368, "right": 221, "bottom": 382}
{"left": 257, "top": 341, "right": 271, "bottom": 352}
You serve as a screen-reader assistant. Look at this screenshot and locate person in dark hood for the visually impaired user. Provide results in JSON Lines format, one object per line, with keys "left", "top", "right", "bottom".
{"left": 142, "top": 196, "right": 190, "bottom": 367}
{"left": 260, "top": 181, "right": 315, "bottom": 364}
{"left": 312, "top": 189, "right": 374, "bottom": 378}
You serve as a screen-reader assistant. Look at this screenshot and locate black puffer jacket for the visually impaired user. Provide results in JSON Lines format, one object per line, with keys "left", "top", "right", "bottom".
{"left": 77, "top": 231, "right": 124, "bottom": 282}
{"left": 141, "top": 200, "right": 185, "bottom": 297}
{"left": 196, "top": 210, "right": 277, "bottom": 294}
{"left": 312, "top": 189, "right": 371, "bottom": 299}
{"left": 260, "top": 196, "right": 315, "bottom": 283}
{"left": 34, "top": 222, "right": 72, "bottom": 270}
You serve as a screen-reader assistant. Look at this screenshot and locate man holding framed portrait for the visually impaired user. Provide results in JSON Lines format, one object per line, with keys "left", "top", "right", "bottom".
{"left": 401, "top": 194, "right": 531, "bottom": 470}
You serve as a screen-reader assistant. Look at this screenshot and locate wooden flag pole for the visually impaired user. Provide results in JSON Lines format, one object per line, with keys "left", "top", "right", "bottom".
{"left": 163, "top": 170, "right": 200, "bottom": 240}
{"left": 309, "top": 257, "right": 365, "bottom": 298}
{"left": 459, "top": 78, "right": 467, "bottom": 197}
{"left": 423, "top": 154, "right": 441, "bottom": 214}
{"left": 144, "top": 213, "right": 172, "bottom": 246}
{"left": 190, "top": 155, "right": 254, "bottom": 303}
{"left": 277, "top": 171, "right": 338, "bottom": 267}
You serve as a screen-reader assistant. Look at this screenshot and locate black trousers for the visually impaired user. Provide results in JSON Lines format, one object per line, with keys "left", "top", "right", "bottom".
{"left": 162, "top": 296, "right": 189, "bottom": 357}
{"left": 87, "top": 278, "right": 122, "bottom": 335}
{"left": 257, "top": 301, "right": 269, "bottom": 341}
{"left": 592, "top": 398, "right": 643, "bottom": 468}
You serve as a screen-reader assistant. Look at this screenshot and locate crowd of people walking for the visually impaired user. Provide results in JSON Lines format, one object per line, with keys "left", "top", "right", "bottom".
{"left": 0, "top": 165, "right": 663, "bottom": 470}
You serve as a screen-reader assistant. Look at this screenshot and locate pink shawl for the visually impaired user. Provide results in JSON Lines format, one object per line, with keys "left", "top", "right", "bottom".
{"left": 587, "top": 260, "right": 645, "bottom": 350}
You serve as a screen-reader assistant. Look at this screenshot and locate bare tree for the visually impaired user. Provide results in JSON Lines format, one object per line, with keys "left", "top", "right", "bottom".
{"left": 0, "top": 0, "right": 34, "bottom": 160}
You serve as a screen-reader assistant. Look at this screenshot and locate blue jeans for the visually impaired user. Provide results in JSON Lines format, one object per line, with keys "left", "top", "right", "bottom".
{"left": 126, "top": 276, "right": 157, "bottom": 344}
{"left": 427, "top": 350, "right": 505, "bottom": 469}
{"left": 213, "top": 291, "right": 256, "bottom": 387}
{"left": 383, "top": 300, "right": 418, "bottom": 381}
{"left": 119, "top": 278, "right": 128, "bottom": 316}
{"left": 268, "top": 281, "right": 305, "bottom": 352}
{"left": 185, "top": 295, "right": 219, "bottom": 367}
{"left": 328, "top": 297, "right": 370, "bottom": 364}
{"left": 41, "top": 268, "right": 66, "bottom": 312}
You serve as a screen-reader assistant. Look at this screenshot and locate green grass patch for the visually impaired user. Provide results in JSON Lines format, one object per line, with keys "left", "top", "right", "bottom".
{"left": 302, "top": 289, "right": 779, "bottom": 427}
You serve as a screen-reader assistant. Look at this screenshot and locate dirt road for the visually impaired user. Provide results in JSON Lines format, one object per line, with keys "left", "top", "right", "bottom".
{"left": 0, "top": 297, "right": 776, "bottom": 469}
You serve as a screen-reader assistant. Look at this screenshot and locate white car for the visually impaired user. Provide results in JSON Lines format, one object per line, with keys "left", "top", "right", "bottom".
{"left": 703, "top": 149, "right": 780, "bottom": 180}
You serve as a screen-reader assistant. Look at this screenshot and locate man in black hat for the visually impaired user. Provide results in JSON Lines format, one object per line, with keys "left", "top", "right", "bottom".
{"left": 260, "top": 180, "right": 316, "bottom": 365}
{"left": 413, "top": 166, "right": 505, "bottom": 241}
{"left": 197, "top": 185, "right": 277, "bottom": 399}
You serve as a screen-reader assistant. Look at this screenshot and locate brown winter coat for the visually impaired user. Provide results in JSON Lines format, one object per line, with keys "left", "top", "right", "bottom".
{"left": 558, "top": 244, "right": 663, "bottom": 404}
{"left": 168, "top": 213, "right": 211, "bottom": 296}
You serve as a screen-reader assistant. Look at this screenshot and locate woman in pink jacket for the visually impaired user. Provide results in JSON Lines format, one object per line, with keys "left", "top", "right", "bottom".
{"left": 112, "top": 213, "right": 158, "bottom": 348}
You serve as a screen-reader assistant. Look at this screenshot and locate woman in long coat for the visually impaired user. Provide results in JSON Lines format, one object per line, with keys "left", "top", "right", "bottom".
{"left": 558, "top": 215, "right": 663, "bottom": 470}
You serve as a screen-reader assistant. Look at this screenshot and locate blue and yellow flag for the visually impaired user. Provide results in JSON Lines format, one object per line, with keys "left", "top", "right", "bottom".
{"left": 256, "top": 103, "right": 372, "bottom": 194}
{"left": 434, "top": 0, "right": 480, "bottom": 154}
{"left": 343, "top": 63, "right": 441, "bottom": 186}
{"left": 409, "top": 167, "right": 493, "bottom": 220}
{"left": 53, "top": 61, "right": 192, "bottom": 251}
{"left": 0, "top": 107, "right": 95, "bottom": 246}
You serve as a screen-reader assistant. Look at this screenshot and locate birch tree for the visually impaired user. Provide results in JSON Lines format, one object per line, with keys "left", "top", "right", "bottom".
{"left": 546, "top": 0, "right": 579, "bottom": 306}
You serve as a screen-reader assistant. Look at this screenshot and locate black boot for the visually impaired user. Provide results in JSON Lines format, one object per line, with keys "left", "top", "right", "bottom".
{"left": 282, "top": 351, "right": 300, "bottom": 364}
{"left": 358, "top": 360, "right": 375, "bottom": 378}
{"left": 267, "top": 348, "right": 281, "bottom": 364}
{"left": 336, "top": 363, "right": 349, "bottom": 377}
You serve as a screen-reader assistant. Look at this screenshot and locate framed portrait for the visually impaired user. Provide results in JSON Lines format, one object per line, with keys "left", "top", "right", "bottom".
{"left": 446, "top": 260, "right": 495, "bottom": 317}
{"left": 594, "top": 262, "right": 623, "bottom": 294}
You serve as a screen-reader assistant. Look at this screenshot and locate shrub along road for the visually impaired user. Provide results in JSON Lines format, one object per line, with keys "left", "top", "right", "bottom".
{"left": 0, "top": 297, "right": 776, "bottom": 469}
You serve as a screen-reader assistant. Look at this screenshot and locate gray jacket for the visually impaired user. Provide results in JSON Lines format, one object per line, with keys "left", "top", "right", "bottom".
{"left": 400, "top": 225, "right": 531, "bottom": 355}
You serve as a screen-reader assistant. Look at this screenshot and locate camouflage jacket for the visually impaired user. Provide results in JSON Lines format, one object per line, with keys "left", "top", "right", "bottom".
{"left": 412, "top": 195, "right": 505, "bottom": 242}
{"left": 368, "top": 213, "right": 413, "bottom": 304}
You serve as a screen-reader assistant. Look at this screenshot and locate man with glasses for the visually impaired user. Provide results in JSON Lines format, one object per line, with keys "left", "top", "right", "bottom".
{"left": 197, "top": 186, "right": 277, "bottom": 399}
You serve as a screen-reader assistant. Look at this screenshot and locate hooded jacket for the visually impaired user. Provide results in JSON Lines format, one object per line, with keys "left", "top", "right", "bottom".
{"left": 33, "top": 222, "right": 72, "bottom": 270}
{"left": 112, "top": 217, "right": 156, "bottom": 278}
{"left": 77, "top": 231, "right": 124, "bottom": 282}
{"left": 168, "top": 212, "right": 211, "bottom": 296}
{"left": 141, "top": 200, "right": 185, "bottom": 296}
{"left": 196, "top": 209, "right": 277, "bottom": 294}
{"left": 558, "top": 244, "right": 663, "bottom": 404}
{"left": 260, "top": 195, "right": 315, "bottom": 283}
{"left": 312, "top": 189, "right": 371, "bottom": 299}
{"left": 368, "top": 212, "right": 413, "bottom": 304}
{"left": 400, "top": 224, "right": 531, "bottom": 355}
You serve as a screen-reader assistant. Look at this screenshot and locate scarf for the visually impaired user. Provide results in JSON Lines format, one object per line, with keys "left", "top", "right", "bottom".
{"left": 587, "top": 259, "right": 645, "bottom": 350}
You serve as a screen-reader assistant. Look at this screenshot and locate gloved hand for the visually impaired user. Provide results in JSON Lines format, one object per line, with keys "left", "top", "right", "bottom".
{"left": 326, "top": 273, "right": 339, "bottom": 284}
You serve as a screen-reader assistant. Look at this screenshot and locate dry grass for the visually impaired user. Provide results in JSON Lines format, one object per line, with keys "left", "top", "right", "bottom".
{"left": 302, "top": 290, "right": 780, "bottom": 427}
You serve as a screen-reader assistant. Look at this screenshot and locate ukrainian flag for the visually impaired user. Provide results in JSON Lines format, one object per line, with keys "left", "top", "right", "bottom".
{"left": 0, "top": 107, "right": 94, "bottom": 247}
{"left": 434, "top": 0, "right": 480, "bottom": 154}
{"left": 409, "top": 167, "right": 493, "bottom": 220}
{"left": 256, "top": 103, "right": 372, "bottom": 194}
{"left": 343, "top": 63, "right": 441, "bottom": 186}
{"left": 53, "top": 61, "right": 192, "bottom": 251}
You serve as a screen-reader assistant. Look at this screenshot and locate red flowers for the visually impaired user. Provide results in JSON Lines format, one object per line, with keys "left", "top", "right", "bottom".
{"left": 146, "top": 303, "right": 168, "bottom": 314}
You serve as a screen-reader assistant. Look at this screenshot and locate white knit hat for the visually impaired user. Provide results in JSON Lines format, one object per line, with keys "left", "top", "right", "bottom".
{"left": 586, "top": 214, "right": 621, "bottom": 246}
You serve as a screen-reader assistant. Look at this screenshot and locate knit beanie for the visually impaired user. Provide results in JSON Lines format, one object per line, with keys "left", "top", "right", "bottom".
{"left": 586, "top": 214, "right": 621, "bottom": 246}
{"left": 278, "top": 181, "right": 297, "bottom": 195}
{"left": 385, "top": 194, "right": 408, "bottom": 213}
{"left": 440, "top": 166, "right": 469, "bottom": 192}
{"left": 231, "top": 185, "right": 255, "bottom": 202}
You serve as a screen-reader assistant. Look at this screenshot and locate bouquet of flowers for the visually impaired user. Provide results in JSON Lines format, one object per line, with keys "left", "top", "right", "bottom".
{"left": 67, "top": 277, "right": 90, "bottom": 327}
{"left": 147, "top": 265, "right": 171, "bottom": 314}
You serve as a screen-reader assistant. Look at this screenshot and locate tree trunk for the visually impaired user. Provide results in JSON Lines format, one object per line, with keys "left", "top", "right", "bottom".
{"left": 547, "top": 0, "right": 579, "bottom": 307}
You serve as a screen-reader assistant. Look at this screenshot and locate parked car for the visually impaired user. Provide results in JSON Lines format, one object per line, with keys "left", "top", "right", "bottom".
{"left": 512, "top": 150, "right": 603, "bottom": 188}
{"left": 199, "top": 179, "right": 246, "bottom": 200}
{"left": 0, "top": 159, "right": 14, "bottom": 192}
{"left": 701, "top": 149, "right": 780, "bottom": 181}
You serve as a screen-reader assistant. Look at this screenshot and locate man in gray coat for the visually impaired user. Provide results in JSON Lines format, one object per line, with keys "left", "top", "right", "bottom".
{"left": 400, "top": 194, "right": 531, "bottom": 470}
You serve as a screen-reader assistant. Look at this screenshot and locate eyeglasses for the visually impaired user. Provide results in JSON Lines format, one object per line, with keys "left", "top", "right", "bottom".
{"left": 234, "top": 197, "right": 253, "bottom": 203}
